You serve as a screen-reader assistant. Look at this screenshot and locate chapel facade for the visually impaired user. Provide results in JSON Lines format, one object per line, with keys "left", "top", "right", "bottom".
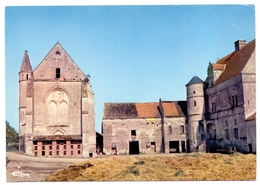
{"left": 19, "top": 42, "right": 96, "bottom": 157}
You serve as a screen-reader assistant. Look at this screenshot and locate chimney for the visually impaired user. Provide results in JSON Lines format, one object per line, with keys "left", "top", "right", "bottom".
{"left": 234, "top": 40, "right": 246, "bottom": 52}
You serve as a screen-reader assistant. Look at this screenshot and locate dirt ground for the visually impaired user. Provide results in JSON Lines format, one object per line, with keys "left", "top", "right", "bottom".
{"left": 5, "top": 151, "right": 90, "bottom": 182}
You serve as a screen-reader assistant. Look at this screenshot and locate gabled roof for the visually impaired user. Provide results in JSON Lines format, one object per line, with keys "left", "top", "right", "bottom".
{"left": 212, "top": 64, "right": 226, "bottom": 70}
{"left": 33, "top": 42, "right": 87, "bottom": 81}
{"left": 186, "top": 76, "right": 204, "bottom": 86}
{"left": 20, "top": 50, "right": 32, "bottom": 72}
{"left": 136, "top": 102, "right": 161, "bottom": 118}
{"left": 214, "top": 39, "right": 255, "bottom": 85}
{"left": 103, "top": 103, "right": 138, "bottom": 119}
{"left": 103, "top": 101, "right": 187, "bottom": 119}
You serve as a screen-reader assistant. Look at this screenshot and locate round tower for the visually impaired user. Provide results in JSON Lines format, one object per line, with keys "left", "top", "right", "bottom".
{"left": 19, "top": 50, "right": 33, "bottom": 153}
{"left": 186, "top": 76, "right": 205, "bottom": 152}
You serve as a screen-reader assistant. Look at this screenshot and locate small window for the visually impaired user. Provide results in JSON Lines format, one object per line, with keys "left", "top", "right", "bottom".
{"left": 225, "top": 129, "right": 229, "bottom": 140}
{"left": 230, "top": 95, "right": 238, "bottom": 107}
{"left": 71, "top": 150, "right": 73, "bottom": 155}
{"left": 111, "top": 143, "right": 117, "bottom": 150}
{"left": 35, "top": 146, "right": 38, "bottom": 150}
{"left": 49, "top": 151, "right": 52, "bottom": 156}
{"left": 169, "top": 126, "right": 172, "bottom": 134}
{"left": 56, "top": 68, "right": 60, "bottom": 78}
{"left": 212, "top": 102, "right": 216, "bottom": 112}
{"left": 78, "top": 145, "right": 80, "bottom": 149}
{"left": 180, "top": 126, "right": 185, "bottom": 134}
{"left": 57, "top": 145, "right": 59, "bottom": 150}
{"left": 42, "top": 146, "right": 45, "bottom": 150}
{"left": 42, "top": 151, "right": 45, "bottom": 156}
{"left": 71, "top": 145, "right": 73, "bottom": 149}
{"left": 64, "top": 145, "right": 66, "bottom": 149}
{"left": 26, "top": 74, "right": 29, "bottom": 80}
{"left": 64, "top": 151, "right": 66, "bottom": 155}
{"left": 78, "top": 150, "right": 81, "bottom": 154}
{"left": 57, "top": 151, "right": 59, "bottom": 155}
{"left": 234, "top": 119, "right": 237, "bottom": 125}
{"left": 49, "top": 145, "right": 52, "bottom": 150}
{"left": 225, "top": 120, "right": 228, "bottom": 127}
{"left": 193, "top": 101, "right": 196, "bottom": 106}
{"left": 234, "top": 128, "right": 239, "bottom": 139}
{"left": 131, "top": 130, "right": 136, "bottom": 136}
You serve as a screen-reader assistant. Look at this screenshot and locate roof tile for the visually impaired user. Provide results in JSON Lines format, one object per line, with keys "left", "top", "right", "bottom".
{"left": 215, "top": 39, "right": 255, "bottom": 84}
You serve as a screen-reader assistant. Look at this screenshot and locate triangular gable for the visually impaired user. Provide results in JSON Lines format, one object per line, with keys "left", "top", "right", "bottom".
{"left": 33, "top": 42, "right": 87, "bottom": 81}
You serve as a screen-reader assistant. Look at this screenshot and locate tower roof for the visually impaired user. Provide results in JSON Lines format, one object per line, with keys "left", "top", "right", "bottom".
{"left": 20, "top": 50, "right": 32, "bottom": 72}
{"left": 186, "top": 76, "right": 204, "bottom": 86}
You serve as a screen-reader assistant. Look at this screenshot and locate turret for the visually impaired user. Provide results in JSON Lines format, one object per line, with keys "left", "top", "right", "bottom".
{"left": 19, "top": 50, "right": 33, "bottom": 153}
{"left": 186, "top": 76, "right": 205, "bottom": 152}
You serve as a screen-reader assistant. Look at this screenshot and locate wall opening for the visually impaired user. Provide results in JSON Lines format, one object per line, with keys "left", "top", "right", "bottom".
{"left": 56, "top": 68, "right": 60, "bottom": 78}
{"left": 111, "top": 143, "right": 117, "bottom": 155}
{"left": 131, "top": 130, "right": 136, "bottom": 136}
{"left": 151, "top": 142, "right": 156, "bottom": 152}
{"left": 248, "top": 144, "right": 253, "bottom": 153}
{"left": 169, "top": 141, "right": 179, "bottom": 153}
{"left": 129, "top": 141, "right": 139, "bottom": 154}
{"left": 181, "top": 141, "right": 186, "bottom": 152}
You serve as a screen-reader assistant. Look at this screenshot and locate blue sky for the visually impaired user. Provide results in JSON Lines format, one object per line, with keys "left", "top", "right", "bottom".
{"left": 5, "top": 5, "right": 255, "bottom": 133}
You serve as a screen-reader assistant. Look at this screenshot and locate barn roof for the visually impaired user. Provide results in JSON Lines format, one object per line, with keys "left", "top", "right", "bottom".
{"left": 103, "top": 101, "right": 187, "bottom": 119}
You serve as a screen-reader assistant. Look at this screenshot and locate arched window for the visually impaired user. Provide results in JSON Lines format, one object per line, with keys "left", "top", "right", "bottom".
{"left": 47, "top": 89, "right": 69, "bottom": 126}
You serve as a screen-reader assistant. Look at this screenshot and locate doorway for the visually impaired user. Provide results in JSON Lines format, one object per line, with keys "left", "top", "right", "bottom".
{"left": 181, "top": 141, "right": 186, "bottom": 152}
{"left": 151, "top": 142, "right": 156, "bottom": 152}
{"left": 169, "top": 141, "right": 179, "bottom": 153}
{"left": 129, "top": 141, "right": 139, "bottom": 154}
{"left": 248, "top": 144, "right": 253, "bottom": 153}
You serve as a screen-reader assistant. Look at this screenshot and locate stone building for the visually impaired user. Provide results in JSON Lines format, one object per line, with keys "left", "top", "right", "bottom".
{"left": 102, "top": 39, "right": 256, "bottom": 154}
{"left": 19, "top": 42, "right": 96, "bottom": 157}
{"left": 202, "top": 39, "right": 256, "bottom": 153}
{"left": 102, "top": 100, "right": 187, "bottom": 155}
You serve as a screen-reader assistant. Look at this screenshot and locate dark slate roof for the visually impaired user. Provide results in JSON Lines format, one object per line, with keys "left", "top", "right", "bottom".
{"left": 103, "top": 101, "right": 187, "bottom": 119}
{"left": 20, "top": 50, "right": 32, "bottom": 72}
{"left": 186, "top": 76, "right": 204, "bottom": 86}
{"left": 215, "top": 39, "right": 255, "bottom": 85}
{"left": 103, "top": 103, "right": 138, "bottom": 119}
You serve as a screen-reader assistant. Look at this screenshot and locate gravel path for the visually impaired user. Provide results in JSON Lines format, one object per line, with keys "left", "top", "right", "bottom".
{"left": 6, "top": 151, "right": 90, "bottom": 182}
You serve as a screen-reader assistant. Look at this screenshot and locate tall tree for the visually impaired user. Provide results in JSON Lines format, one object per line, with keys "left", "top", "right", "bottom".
{"left": 6, "top": 121, "right": 18, "bottom": 145}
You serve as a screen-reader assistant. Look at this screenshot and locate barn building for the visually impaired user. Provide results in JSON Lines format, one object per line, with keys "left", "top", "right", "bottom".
{"left": 102, "top": 101, "right": 187, "bottom": 155}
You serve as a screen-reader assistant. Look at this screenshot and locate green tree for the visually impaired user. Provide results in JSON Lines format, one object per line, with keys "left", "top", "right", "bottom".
{"left": 6, "top": 121, "right": 18, "bottom": 146}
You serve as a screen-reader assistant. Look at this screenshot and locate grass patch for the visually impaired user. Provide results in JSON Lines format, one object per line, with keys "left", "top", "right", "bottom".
{"left": 45, "top": 153, "right": 256, "bottom": 181}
